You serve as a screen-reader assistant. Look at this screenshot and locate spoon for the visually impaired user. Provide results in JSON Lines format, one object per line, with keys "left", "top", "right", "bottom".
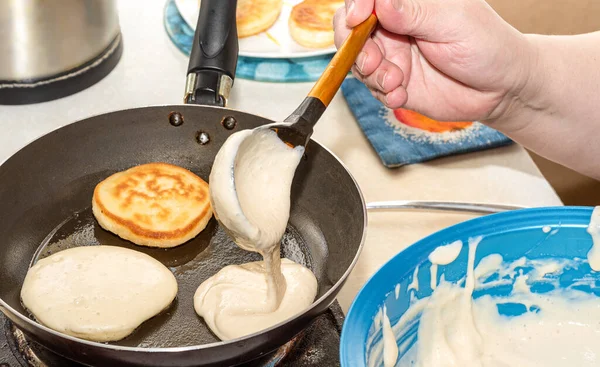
{"left": 208, "top": 12, "right": 379, "bottom": 309}
{"left": 210, "top": 13, "right": 379, "bottom": 249}
{"left": 270, "top": 12, "right": 378, "bottom": 147}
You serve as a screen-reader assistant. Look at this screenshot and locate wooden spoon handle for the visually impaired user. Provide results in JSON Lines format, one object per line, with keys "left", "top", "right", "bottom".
{"left": 307, "top": 13, "right": 378, "bottom": 107}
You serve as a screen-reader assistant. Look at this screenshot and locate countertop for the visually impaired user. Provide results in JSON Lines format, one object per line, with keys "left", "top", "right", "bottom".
{"left": 0, "top": 0, "right": 562, "bottom": 313}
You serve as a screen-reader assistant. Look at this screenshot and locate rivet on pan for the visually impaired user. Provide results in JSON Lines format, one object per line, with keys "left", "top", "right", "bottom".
{"left": 196, "top": 131, "right": 210, "bottom": 145}
{"left": 221, "top": 116, "right": 237, "bottom": 130}
{"left": 169, "top": 111, "right": 184, "bottom": 127}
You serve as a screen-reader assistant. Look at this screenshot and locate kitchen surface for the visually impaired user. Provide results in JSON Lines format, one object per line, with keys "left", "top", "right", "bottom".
{"left": 0, "top": 0, "right": 585, "bottom": 366}
{"left": 0, "top": 0, "right": 562, "bottom": 312}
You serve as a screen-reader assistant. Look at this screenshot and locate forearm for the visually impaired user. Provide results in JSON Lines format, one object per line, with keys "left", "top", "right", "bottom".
{"left": 486, "top": 32, "right": 600, "bottom": 180}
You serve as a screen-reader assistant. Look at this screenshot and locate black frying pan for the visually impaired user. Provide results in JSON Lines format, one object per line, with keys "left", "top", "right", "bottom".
{"left": 0, "top": 1, "right": 366, "bottom": 366}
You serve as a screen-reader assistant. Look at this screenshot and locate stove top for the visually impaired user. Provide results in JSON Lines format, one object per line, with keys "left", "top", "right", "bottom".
{"left": 0, "top": 303, "right": 343, "bottom": 367}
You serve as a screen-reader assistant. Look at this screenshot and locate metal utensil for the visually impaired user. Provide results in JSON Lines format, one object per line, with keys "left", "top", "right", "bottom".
{"left": 367, "top": 201, "right": 525, "bottom": 214}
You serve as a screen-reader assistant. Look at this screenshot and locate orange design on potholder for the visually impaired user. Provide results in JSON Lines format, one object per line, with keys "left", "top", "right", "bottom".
{"left": 393, "top": 109, "right": 473, "bottom": 133}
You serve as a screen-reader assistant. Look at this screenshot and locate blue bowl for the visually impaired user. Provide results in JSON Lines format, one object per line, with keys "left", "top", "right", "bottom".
{"left": 340, "top": 206, "right": 597, "bottom": 366}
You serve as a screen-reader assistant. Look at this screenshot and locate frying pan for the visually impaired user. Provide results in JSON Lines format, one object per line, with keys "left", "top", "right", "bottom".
{"left": 0, "top": 1, "right": 366, "bottom": 366}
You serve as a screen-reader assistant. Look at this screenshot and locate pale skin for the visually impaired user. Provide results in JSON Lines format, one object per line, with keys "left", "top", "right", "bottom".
{"left": 334, "top": 0, "right": 600, "bottom": 180}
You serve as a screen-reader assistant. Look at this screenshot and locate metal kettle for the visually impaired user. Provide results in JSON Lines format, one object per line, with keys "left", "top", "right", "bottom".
{"left": 0, "top": 0, "right": 123, "bottom": 104}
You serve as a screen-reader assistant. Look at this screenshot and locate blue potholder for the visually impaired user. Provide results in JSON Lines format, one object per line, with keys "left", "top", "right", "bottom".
{"left": 163, "top": 0, "right": 332, "bottom": 82}
{"left": 341, "top": 78, "right": 513, "bottom": 168}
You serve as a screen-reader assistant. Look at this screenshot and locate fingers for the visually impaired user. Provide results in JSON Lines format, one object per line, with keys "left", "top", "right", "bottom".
{"left": 384, "top": 87, "right": 409, "bottom": 109}
{"left": 368, "top": 85, "right": 408, "bottom": 109}
{"left": 345, "top": 0, "right": 375, "bottom": 27}
{"left": 333, "top": 7, "right": 349, "bottom": 49}
{"left": 376, "top": 0, "right": 429, "bottom": 38}
{"left": 352, "top": 59, "right": 408, "bottom": 109}
{"left": 369, "top": 87, "right": 408, "bottom": 109}
{"left": 375, "top": 0, "right": 460, "bottom": 40}
{"left": 355, "top": 39, "right": 385, "bottom": 75}
{"left": 334, "top": 5, "right": 409, "bottom": 109}
{"left": 353, "top": 59, "right": 404, "bottom": 94}
{"left": 334, "top": 9, "right": 384, "bottom": 75}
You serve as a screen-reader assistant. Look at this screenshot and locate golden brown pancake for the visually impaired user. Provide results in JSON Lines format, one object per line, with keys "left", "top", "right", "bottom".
{"left": 92, "top": 163, "right": 212, "bottom": 248}
{"left": 289, "top": 0, "right": 344, "bottom": 48}
{"left": 237, "top": 0, "right": 283, "bottom": 38}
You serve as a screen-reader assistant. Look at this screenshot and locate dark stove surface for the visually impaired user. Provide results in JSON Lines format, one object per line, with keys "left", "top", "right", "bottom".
{"left": 0, "top": 303, "right": 343, "bottom": 367}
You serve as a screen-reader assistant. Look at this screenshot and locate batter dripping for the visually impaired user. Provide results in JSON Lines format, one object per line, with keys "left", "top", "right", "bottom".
{"left": 200, "top": 128, "right": 317, "bottom": 339}
{"left": 586, "top": 206, "right": 600, "bottom": 271}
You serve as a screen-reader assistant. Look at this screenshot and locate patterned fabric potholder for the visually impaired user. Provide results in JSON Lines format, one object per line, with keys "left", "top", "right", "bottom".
{"left": 341, "top": 78, "right": 513, "bottom": 168}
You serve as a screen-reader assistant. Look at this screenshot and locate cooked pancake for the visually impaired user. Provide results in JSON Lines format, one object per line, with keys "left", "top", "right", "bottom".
{"left": 92, "top": 163, "right": 211, "bottom": 248}
{"left": 289, "top": 0, "right": 344, "bottom": 48}
{"left": 237, "top": 0, "right": 283, "bottom": 38}
{"left": 21, "top": 246, "right": 178, "bottom": 342}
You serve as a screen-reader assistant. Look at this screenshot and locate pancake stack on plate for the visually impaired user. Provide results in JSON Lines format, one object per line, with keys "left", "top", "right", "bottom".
{"left": 237, "top": 0, "right": 284, "bottom": 38}
{"left": 289, "top": 0, "right": 345, "bottom": 48}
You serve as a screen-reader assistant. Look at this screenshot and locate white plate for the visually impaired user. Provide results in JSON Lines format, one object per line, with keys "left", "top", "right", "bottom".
{"left": 174, "top": 0, "right": 338, "bottom": 59}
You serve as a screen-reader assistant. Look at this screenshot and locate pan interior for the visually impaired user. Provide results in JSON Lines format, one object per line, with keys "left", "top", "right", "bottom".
{"left": 26, "top": 205, "right": 316, "bottom": 347}
{"left": 0, "top": 105, "right": 364, "bottom": 350}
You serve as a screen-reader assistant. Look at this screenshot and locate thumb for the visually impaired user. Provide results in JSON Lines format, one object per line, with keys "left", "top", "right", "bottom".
{"left": 375, "top": 0, "right": 466, "bottom": 40}
{"left": 345, "top": 0, "right": 375, "bottom": 27}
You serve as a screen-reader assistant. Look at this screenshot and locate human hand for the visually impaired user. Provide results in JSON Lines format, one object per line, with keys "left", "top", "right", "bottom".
{"left": 333, "top": 0, "right": 536, "bottom": 122}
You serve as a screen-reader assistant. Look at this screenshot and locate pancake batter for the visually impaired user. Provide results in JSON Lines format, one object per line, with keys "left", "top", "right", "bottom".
{"left": 381, "top": 306, "right": 398, "bottom": 367}
{"left": 193, "top": 258, "right": 317, "bottom": 340}
{"left": 201, "top": 128, "right": 317, "bottom": 339}
{"left": 586, "top": 206, "right": 600, "bottom": 271}
{"left": 21, "top": 246, "right": 177, "bottom": 342}
{"left": 368, "top": 235, "right": 600, "bottom": 366}
{"left": 428, "top": 240, "right": 462, "bottom": 290}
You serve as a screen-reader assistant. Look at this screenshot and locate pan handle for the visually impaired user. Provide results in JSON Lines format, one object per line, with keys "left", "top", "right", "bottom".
{"left": 184, "top": 0, "right": 238, "bottom": 107}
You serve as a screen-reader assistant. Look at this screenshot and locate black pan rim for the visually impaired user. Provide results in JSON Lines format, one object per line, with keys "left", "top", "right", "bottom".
{"left": 0, "top": 104, "right": 368, "bottom": 352}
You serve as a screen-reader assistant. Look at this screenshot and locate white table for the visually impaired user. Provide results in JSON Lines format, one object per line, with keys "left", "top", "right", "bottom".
{"left": 0, "top": 0, "right": 562, "bottom": 313}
